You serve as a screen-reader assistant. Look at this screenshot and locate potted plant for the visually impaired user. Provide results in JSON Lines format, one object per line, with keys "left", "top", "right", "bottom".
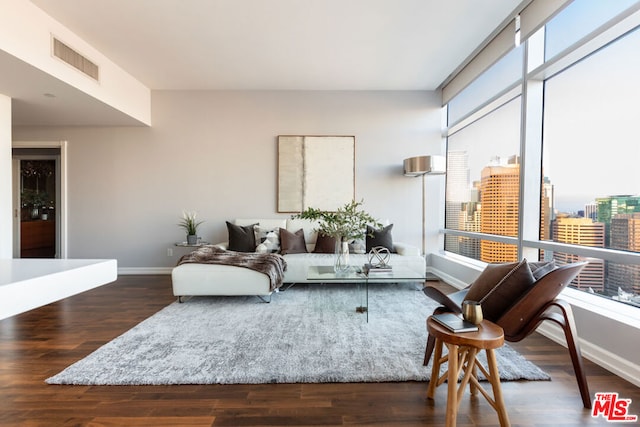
{"left": 21, "top": 189, "right": 49, "bottom": 220}
{"left": 178, "top": 211, "right": 204, "bottom": 245}
{"left": 294, "top": 200, "right": 381, "bottom": 272}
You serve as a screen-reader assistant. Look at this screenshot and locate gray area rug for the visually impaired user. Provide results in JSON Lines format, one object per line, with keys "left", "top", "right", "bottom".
{"left": 47, "top": 283, "right": 549, "bottom": 385}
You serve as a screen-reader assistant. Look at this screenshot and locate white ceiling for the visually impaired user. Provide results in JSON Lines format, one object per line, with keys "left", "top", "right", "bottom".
{"left": 7, "top": 0, "right": 522, "bottom": 125}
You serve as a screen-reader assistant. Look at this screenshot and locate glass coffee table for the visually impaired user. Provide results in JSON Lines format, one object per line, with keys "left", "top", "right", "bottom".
{"left": 306, "top": 265, "right": 426, "bottom": 322}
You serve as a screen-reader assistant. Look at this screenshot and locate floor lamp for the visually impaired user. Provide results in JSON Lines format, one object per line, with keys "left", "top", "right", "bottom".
{"left": 403, "top": 155, "right": 446, "bottom": 257}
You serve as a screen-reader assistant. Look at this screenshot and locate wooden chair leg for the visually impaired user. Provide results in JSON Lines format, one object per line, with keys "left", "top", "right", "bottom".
{"left": 446, "top": 344, "right": 459, "bottom": 427}
{"left": 424, "top": 333, "right": 436, "bottom": 366}
{"left": 469, "top": 359, "right": 478, "bottom": 396}
{"left": 548, "top": 300, "right": 592, "bottom": 409}
{"left": 456, "top": 347, "right": 478, "bottom": 405}
{"left": 486, "top": 348, "right": 510, "bottom": 427}
{"left": 425, "top": 307, "right": 449, "bottom": 366}
{"left": 427, "top": 337, "right": 444, "bottom": 399}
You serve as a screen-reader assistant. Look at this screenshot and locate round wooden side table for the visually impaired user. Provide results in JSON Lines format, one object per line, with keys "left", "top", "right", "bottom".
{"left": 426, "top": 316, "right": 510, "bottom": 427}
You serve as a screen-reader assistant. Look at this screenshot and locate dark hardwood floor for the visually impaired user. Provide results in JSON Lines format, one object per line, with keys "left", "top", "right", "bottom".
{"left": 1, "top": 275, "right": 638, "bottom": 426}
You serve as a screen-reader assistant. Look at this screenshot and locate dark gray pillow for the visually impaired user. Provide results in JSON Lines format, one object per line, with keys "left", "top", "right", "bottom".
{"left": 366, "top": 224, "right": 395, "bottom": 253}
{"left": 313, "top": 233, "right": 336, "bottom": 253}
{"left": 466, "top": 261, "right": 520, "bottom": 300}
{"left": 279, "top": 228, "right": 307, "bottom": 254}
{"left": 466, "top": 259, "right": 536, "bottom": 321}
{"left": 226, "top": 221, "right": 257, "bottom": 252}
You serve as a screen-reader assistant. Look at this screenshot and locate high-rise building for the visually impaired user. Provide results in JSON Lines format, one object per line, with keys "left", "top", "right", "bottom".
{"left": 584, "top": 202, "right": 597, "bottom": 221}
{"left": 608, "top": 212, "right": 640, "bottom": 295}
{"left": 596, "top": 195, "right": 640, "bottom": 246}
{"left": 479, "top": 156, "right": 519, "bottom": 263}
{"left": 458, "top": 201, "right": 481, "bottom": 259}
{"left": 553, "top": 216, "right": 605, "bottom": 247}
{"left": 540, "top": 176, "right": 553, "bottom": 241}
{"left": 552, "top": 216, "right": 605, "bottom": 292}
{"left": 445, "top": 150, "right": 471, "bottom": 255}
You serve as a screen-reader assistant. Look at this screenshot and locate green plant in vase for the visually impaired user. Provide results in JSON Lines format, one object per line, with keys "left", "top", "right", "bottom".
{"left": 294, "top": 200, "right": 381, "bottom": 273}
{"left": 21, "top": 189, "right": 49, "bottom": 219}
{"left": 178, "top": 211, "right": 204, "bottom": 245}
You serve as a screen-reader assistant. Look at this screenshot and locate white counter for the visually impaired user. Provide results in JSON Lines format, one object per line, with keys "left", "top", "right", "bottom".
{"left": 0, "top": 258, "right": 117, "bottom": 320}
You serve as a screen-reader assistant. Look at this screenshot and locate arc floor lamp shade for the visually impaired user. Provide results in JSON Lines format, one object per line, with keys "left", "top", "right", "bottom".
{"left": 403, "top": 155, "right": 446, "bottom": 176}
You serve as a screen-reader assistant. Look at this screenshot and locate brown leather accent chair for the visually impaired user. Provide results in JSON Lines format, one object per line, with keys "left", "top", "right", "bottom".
{"left": 423, "top": 261, "right": 591, "bottom": 408}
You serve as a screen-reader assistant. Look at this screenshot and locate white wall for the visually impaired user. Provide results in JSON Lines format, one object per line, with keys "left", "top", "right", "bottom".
{"left": 0, "top": 94, "right": 11, "bottom": 258}
{"left": 13, "top": 90, "right": 442, "bottom": 269}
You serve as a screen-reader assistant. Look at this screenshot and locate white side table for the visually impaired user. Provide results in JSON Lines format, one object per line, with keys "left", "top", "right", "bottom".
{"left": 174, "top": 241, "right": 210, "bottom": 247}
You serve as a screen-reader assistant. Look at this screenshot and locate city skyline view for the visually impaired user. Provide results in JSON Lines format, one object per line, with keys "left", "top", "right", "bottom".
{"left": 445, "top": 149, "right": 640, "bottom": 307}
{"left": 461, "top": 150, "right": 639, "bottom": 215}
{"left": 451, "top": 7, "right": 640, "bottom": 215}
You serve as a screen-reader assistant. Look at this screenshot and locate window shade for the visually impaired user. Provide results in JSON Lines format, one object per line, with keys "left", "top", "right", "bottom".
{"left": 442, "top": 0, "right": 573, "bottom": 106}
{"left": 442, "top": 22, "right": 515, "bottom": 104}
{"left": 520, "top": 0, "right": 572, "bottom": 41}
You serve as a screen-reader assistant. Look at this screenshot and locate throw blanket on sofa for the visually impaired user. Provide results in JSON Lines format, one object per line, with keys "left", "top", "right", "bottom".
{"left": 177, "top": 246, "right": 287, "bottom": 291}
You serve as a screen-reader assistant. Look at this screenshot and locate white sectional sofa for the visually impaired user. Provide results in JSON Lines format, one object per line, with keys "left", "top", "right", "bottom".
{"left": 171, "top": 218, "right": 425, "bottom": 300}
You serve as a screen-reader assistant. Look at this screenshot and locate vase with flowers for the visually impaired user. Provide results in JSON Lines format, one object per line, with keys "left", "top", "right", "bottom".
{"left": 294, "top": 200, "right": 381, "bottom": 273}
{"left": 21, "top": 189, "right": 50, "bottom": 220}
{"left": 178, "top": 211, "right": 204, "bottom": 245}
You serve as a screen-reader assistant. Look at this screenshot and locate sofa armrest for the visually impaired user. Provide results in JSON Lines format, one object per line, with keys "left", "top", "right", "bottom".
{"left": 393, "top": 242, "right": 420, "bottom": 257}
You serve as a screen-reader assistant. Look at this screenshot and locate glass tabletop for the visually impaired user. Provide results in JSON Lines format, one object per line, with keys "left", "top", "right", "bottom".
{"left": 306, "top": 265, "right": 426, "bottom": 281}
{"left": 306, "top": 265, "right": 365, "bottom": 281}
{"left": 306, "top": 265, "right": 426, "bottom": 322}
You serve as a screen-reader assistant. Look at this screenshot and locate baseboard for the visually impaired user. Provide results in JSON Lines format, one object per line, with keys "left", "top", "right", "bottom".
{"left": 427, "top": 267, "right": 468, "bottom": 290}
{"left": 536, "top": 322, "right": 640, "bottom": 388}
{"left": 118, "top": 267, "right": 172, "bottom": 275}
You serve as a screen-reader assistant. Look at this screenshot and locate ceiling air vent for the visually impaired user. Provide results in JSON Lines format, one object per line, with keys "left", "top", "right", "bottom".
{"left": 52, "top": 37, "right": 99, "bottom": 81}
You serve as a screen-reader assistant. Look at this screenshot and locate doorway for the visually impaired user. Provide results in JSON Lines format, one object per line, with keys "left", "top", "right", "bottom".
{"left": 12, "top": 141, "right": 67, "bottom": 259}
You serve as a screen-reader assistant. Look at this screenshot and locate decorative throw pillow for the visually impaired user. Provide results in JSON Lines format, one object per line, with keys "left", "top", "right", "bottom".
{"left": 466, "top": 262, "right": 520, "bottom": 297}
{"left": 254, "top": 226, "right": 280, "bottom": 253}
{"left": 466, "top": 259, "right": 536, "bottom": 321}
{"left": 366, "top": 224, "right": 395, "bottom": 253}
{"left": 529, "top": 259, "right": 557, "bottom": 280}
{"left": 226, "top": 221, "right": 257, "bottom": 252}
{"left": 313, "top": 233, "right": 336, "bottom": 253}
{"left": 279, "top": 228, "right": 308, "bottom": 255}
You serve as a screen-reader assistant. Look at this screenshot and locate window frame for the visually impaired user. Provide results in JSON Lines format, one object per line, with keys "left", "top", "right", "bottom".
{"left": 441, "top": 2, "right": 640, "bottom": 314}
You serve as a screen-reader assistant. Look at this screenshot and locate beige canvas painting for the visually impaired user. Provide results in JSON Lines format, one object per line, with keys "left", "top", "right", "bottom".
{"left": 277, "top": 135, "right": 355, "bottom": 212}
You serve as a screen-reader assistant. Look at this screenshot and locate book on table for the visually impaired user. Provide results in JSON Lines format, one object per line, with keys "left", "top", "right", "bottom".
{"left": 363, "top": 263, "right": 392, "bottom": 276}
{"left": 431, "top": 313, "right": 479, "bottom": 333}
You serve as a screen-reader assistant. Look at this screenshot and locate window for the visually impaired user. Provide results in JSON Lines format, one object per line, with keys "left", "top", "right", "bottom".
{"left": 445, "top": 97, "right": 522, "bottom": 262}
{"left": 542, "top": 26, "right": 640, "bottom": 304}
{"left": 443, "top": 0, "right": 640, "bottom": 308}
{"left": 545, "top": 0, "right": 639, "bottom": 60}
{"left": 448, "top": 46, "right": 523, "bottom": 125}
